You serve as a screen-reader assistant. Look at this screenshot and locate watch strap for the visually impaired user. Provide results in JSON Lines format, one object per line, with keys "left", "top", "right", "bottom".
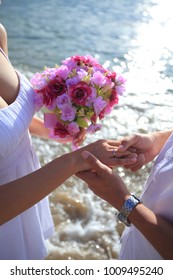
{"left": 116, "top": 194, "right": 140, "bottom": 226}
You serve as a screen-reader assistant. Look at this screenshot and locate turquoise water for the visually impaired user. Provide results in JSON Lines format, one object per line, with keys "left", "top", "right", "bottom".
{"left": 1, "top": 0, "right": 173, "bottom": 259}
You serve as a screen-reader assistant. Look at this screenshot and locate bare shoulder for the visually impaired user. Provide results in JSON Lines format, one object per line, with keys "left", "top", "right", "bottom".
{"left": 0, "top": 24, "right": 19, "bottom": 104}
{"left": 0, "top": 23, "right": 8, "bottom": 54}
{"left": 0, "top": 23, "right": 7, "bottom": 40}
{"left": 0, "top": 96, "right": 8, "bottom": 109}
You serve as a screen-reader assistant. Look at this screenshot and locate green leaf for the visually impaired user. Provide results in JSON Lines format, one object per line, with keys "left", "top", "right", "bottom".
{"left": 99, "top": 86, "right": 112, "bottom": 99}
{"left": 85, "top": 110, "right": 94, "bottom": 119}
{"left": 76, "top": 117, "right": 88, "bottom": 128}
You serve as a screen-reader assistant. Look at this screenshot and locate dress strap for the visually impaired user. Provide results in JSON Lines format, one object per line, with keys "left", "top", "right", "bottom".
{"left": 0, "top": 47, "right": 10, "bottom": 62}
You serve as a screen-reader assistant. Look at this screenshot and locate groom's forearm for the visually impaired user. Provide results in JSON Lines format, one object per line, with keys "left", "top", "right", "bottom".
{"left": 150, "top": 129, "right": 173, "bottom": 152}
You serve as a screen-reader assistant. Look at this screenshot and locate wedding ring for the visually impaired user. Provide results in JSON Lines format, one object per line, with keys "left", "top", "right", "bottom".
{"left": 113, "top": 149, "right": 116, "bottom": 158}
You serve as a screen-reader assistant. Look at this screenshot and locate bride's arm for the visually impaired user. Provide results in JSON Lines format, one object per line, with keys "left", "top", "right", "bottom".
{"left": 29, "top": 116, "right": 50, "bottom": 139}
{"left": 29, "top": 116, "right": 86, "bottom": 146}
{"left": 0, "top": 23, "right": 8, "bottom": 55}
{"left": 0, "top": 148, "right": 88, "bottom": 225}
{"left": 0, "top": 139, "right": 137, "bottom": 225}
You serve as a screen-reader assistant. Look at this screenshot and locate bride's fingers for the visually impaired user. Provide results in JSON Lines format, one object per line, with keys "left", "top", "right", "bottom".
{"left": 108, "top": 156, "right": 137, "bottom": 167}
{"left": 74, "top": 128, "right": 86, "bottom": 145}
{"left": 107, "top": 139, "right": 121, "bottom": 146}
{"left": 108, "top": 147, "right": 137, "bottom": 158}
{"left": 124, "top": 154, "right": 145, "bottom": 172}
{"left": 127, "top": 147, "right": 137, "bottom": 153}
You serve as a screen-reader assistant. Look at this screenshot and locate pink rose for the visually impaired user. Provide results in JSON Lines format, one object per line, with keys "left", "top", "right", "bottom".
{"left": 68, "top": 81, "right": 92, "bottom": 106}
{"left": 38, "top": 76, "right": 67, "bottom": 109}
{"left": 53, "top": 122, "right": 70, "bottom": 138}
{"left": 98, "top": 90, "right": 118, "bottom": 119}
{"left": 44, "top": 114, "right": 69, "bottom": 139}
{"left": 109, "top": 89, "right": 119, "bottom": 107}
{"left": 106, "top": 71, "right": 116, "bottom": 80}
{"left": 73, "top": 55, "right": 98, "bottom": 67}
{"left": 37, "top": 86, "right": 57, "bottom": 110}
{"left": 47, "top": 75, "right": 67, "bottom": 97}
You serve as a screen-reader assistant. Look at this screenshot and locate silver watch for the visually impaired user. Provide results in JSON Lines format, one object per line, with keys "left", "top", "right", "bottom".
{"left": 116, "top": 194, "right": 140, "bottom": 226}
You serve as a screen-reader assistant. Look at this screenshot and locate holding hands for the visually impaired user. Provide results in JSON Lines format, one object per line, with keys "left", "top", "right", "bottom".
{"left": 77, "top": 130, "right": 173, "bottom": 209}
{"left": 116, "top": 130, "right": 173, "bottom": 171}
{"left": 78, "top": 151, "right": 130, "bottom": 211}
{"left": 77, "top": 130, "right": 173, "bottom": 260}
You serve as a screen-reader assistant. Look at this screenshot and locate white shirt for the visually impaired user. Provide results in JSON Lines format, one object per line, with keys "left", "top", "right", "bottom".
{"left": 119, "top": 133, "right": 173, "bottom": 259}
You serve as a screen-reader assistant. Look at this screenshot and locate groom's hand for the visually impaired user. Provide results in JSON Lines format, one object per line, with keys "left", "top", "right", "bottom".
{"left": 77, "top": 151, "right": 130, "bottom": 209}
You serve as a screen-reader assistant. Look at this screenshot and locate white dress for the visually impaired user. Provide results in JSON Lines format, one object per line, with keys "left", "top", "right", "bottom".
{"left": 0, "top": 48, "right": 54, "bottom": 259}
{"left": 119, "top": 133, "right": 173, "bottom": 259}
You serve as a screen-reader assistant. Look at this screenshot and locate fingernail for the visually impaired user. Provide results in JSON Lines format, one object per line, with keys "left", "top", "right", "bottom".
{"left": 118, "top": 145, "right": 124, "bottom": 151}
{"left": 82, "top": 151, "right": 90, "bottom": 159}
{"left": 130, "top": 158, "right": 137, "bottom": 162}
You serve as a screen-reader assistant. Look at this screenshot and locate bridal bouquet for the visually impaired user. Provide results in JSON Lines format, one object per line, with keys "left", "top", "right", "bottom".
{"left": 31, "top": 55, "right": 126, "bottom": 148}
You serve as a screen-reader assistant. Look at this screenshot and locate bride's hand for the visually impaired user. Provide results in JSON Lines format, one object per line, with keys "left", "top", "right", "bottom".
{"left": 74, "top": 139, "right": 138, "bottom": 172}
{"left": 85, "top": 139, "right": 138, "bottom": 167}
{"left": 73, "top": 128, "right": 86, "bottom": 147}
